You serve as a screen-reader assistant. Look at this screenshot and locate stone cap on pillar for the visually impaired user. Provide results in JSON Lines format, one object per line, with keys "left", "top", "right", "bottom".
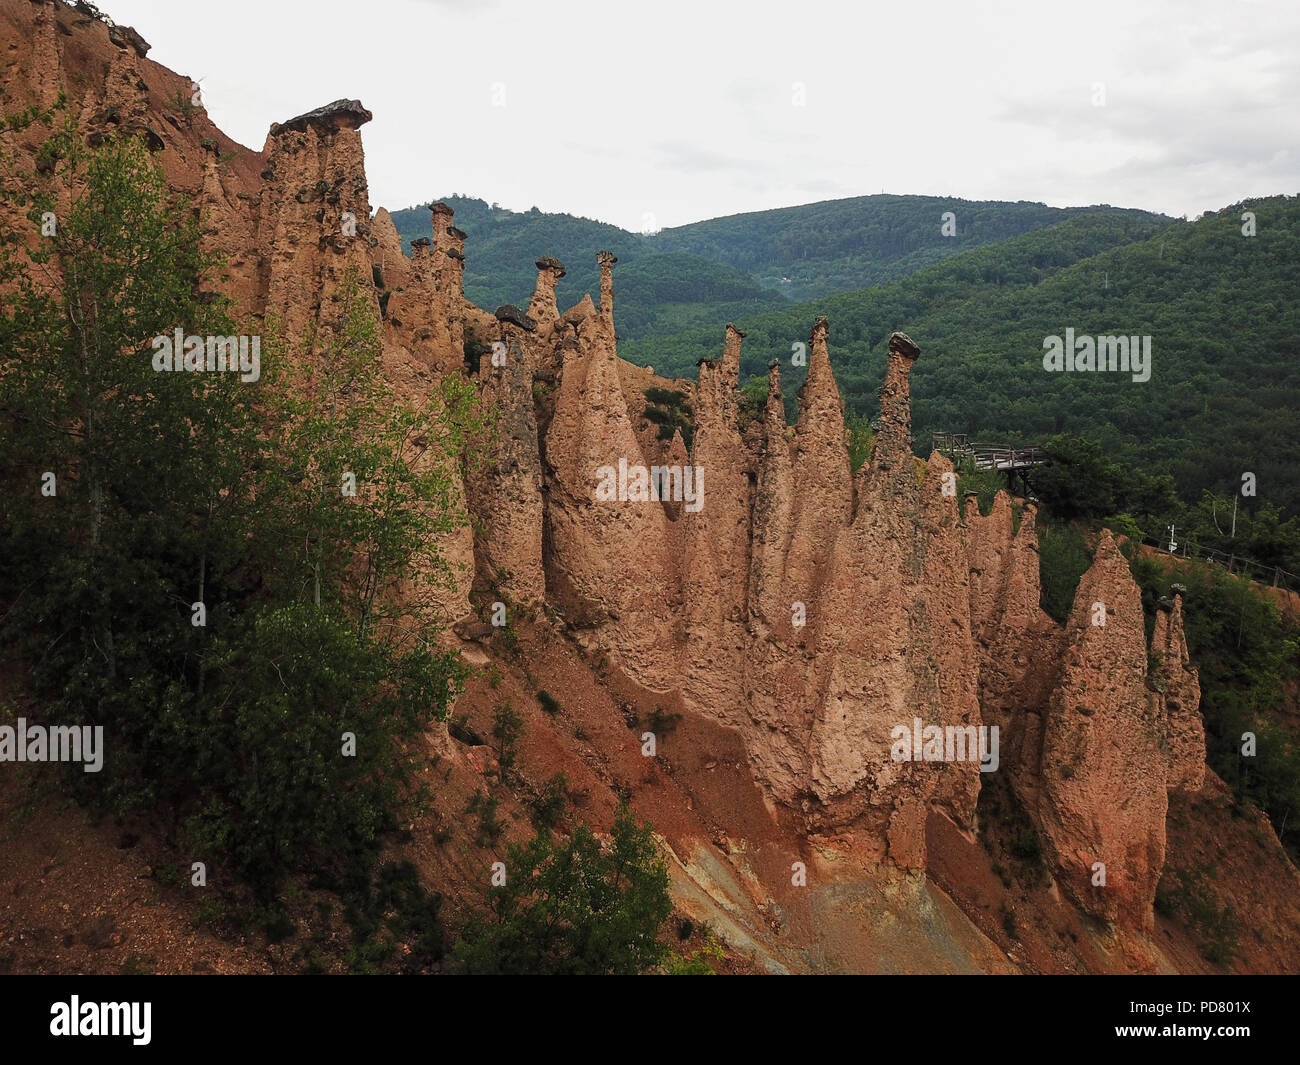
{"left": 495, "top": 305, "right": 537, "bottom": 331}
{"left": 536, "top": 255, "right": 567, "bottom": 276}
{"left": 108, "top": 24, "right": 151, "bottom": 58}
{"left": 270, "top": 99, "right": 373, "bottom": 136}
{"left": 889, "top": 331, "right": 920, "bottom": 360}
{"left": 596, "top": 250, "right": 618, "bottom": 266}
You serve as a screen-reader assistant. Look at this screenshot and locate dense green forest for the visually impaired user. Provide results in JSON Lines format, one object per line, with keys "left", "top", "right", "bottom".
{"left": 389, "top": 194, "right": 1160, "bottom": 341}
{"left": 650, "top": 195, "right": 1165, "bottom": 299}
{"left": 624, "top": 196, "right": 1300, "bottom": 521}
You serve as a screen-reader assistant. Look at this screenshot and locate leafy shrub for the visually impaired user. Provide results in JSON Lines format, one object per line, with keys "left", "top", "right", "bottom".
{"left": 531, "top": 772, "right": 568, "bottom": 830}
{"left": 452, "top": 807, "right": 672, "bottom": 974}
{"left": 645, "top": 705, "right": 683, "bottom": 737}
{"left": 492, "top": 700, "right": 524, "bottom": 775}
{"left": 466, "top": 790, "right": 503, "bottom": 848}
{"left": 644, "top": 386, "right": 687, "bottom": 408}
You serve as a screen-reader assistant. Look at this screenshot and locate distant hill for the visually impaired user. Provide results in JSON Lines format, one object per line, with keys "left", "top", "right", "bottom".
{"left": 623, "top": 196, "right": 1300, "bottom": 515}
{"left": 390, "top": 194, "right": 1167, "bottom": 341}
{"left": 653, "top": 195, "right": 1164, "bottom": 300}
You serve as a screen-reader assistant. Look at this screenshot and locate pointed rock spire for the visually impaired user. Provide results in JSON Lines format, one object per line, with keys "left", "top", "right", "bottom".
{"left": 1153, "top": 584, "right": 1205, "bottom": 792}
{"left": 874, "top": 330, "right": 920, "bottom": 469}
{"left": 1039, "top": 530, "right": 1169, "bottom": 933}
{"left": 597, "top": 250, "right": 617, "bottom": 330}
{"left": 750, "top": 360, "right": 794, "bottom": 630}
{"left": 791, "top": 316, "right": 851, "bottom": 524}
{"left": 528, "top": 255, "right": 566, "bottom": 331}
{"left": 722, "top": 322, "right": 745, "bottom": 383}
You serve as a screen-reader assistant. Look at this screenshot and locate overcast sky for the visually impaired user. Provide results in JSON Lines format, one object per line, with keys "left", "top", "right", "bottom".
{"left": 105, "top": 0, "right": 1299, "bottom": 231}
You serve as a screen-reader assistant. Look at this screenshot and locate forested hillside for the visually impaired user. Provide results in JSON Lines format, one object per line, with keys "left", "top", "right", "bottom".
{"left": 389, "top": 195, "right": 1163, "bottom": 340}
{"left": 652, "top": 195, "right": 1164, "bottom": 300}
{"left": 624, "top": 197, "right": 1300, "bottom": 518}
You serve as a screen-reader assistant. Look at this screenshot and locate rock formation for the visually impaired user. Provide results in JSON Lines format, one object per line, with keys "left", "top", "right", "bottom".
{"left": 1036, "top": 531, "right": 1170, "bottom": 930}
{"left": 1154, "top": 585, "right": 1205, "bottom": 793}
{"left": 0, "top": 6, "right": 1213, "bottom": 954}
{"left": 464, "top": 306, "right": 546, "bottom": 605}
{"left": 255, "top": 99, "right": 379, "bottom": 345}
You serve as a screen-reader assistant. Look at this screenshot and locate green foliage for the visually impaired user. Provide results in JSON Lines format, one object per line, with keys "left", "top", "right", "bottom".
{"left": 392, "top": 196, "right": 1143, "bottom": 346}
{"left": 845, "top": 409, "right": 875, "bottom": 473}
{"left": 339, "top": 861, "right": 446, "bottom": 974}
{"left": 1179, "top": 493, "right": 1300, "bottom": 575}
{"left": 390, "top": 197, "right": 789, "bottom": 344}
{"left": 1155, "top": 867, "right": 1239, "bottom": 966}
{"left": 466, "top": 790, "right": 503, "bottom": 848}
{"left": 954, "top": 464, "right": 1002, "bottom": 516}
{"left": 1128, "top": 555, "right": 1300, "bottom": 860}
{"left": 665, "top": 933, "right": 725, "bottom": 974}
{"left": 1038, "top": 524, "right": 1094, "bottom": 624}
{"left": 645, "top": 705, "right": 682, "bottom": 737}
{"left": 0, "top": 132, "right": 470, "bottom": 907}
{"left": 119, "top": 953, "right": 156, "bottom": 976}
{"left": 641, "top": 388, "right": 694, "bottom": 450}
{"left": 491, "top": 700, "right": 523, "bottom": 775}
{"left": 73, "top": 1, "right": 108, "bottom": 19}
{"left": 644, "top": 386, "right": 687, "bottom": 408}
{"left": 452, "top": 806, "right": 672, "bottom": 974}
{"left": 736, "top": 373, "right": 768, "bottom": 434}
{"left": 1026, "top": 435, "right": 1179, "bottom": 540}
{"left": 181, "top": 603, "right": 455, "bottom": 893}
{"left": 1029, "top": 436, "right": 1124, "bottom": 521}
{"left": 620, "top": 200, "right": 1300, "bottom": 524}
{"left": 536, "top": 689, "right": 561, "bottom": 715}
{"left": 530, "top": 771, "right": 568, "bottom": 831}
{"left": 169, "top": 87, "right": 198, "bottom": 128}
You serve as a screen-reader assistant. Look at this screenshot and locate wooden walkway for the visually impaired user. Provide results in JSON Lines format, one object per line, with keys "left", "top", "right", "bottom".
{"left": 931, "top": 433, "right": 1045, "bottom": 473}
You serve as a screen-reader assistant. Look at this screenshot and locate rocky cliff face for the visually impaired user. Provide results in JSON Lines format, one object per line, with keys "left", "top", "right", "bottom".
{"left": 966, "top": 495, "right": 1063, "bottom": 806}
{"left": 464, "top": 308, "right": 546, "bottom": 605}
{"left": 256, "top": 100, "right": 379, "bottom": 345}
{"left": 1036, "top": 531, "right": 1170, "bottom": 931}
{"left": 0, "top": 4, "right": 1218, "bottom": 959}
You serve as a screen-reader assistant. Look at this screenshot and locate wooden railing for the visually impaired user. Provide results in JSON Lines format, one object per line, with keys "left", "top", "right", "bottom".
{"left": 931, "top": 433, "right": 1045, "bottom": 472}
{"left": 1140, "top": 536, "right": 1300, "bottom": 594}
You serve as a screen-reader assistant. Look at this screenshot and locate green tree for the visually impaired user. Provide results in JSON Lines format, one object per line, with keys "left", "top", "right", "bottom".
{"left": 0, "top": 129, "right": 472, "bottom": 906}
{"left": 491, "top": 699, "right": 523, "bottom": 776}
{"left": 845, "top": 408, "right": 875, "bottom": 473}
{"left": 453, "top": 806, "right": 672, "bottom": 974}
{"left": 1028, "top": 435, "right": 1122, "bottom": 522}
